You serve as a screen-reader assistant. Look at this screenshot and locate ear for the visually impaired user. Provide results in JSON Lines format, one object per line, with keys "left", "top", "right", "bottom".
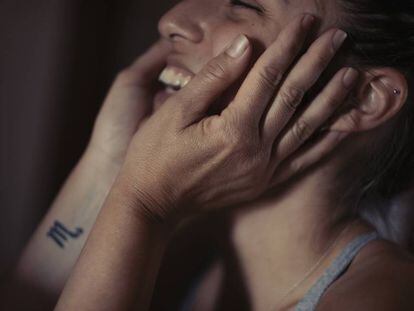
{"left": 329, "top": 67, "right": 409, "bottom": 132}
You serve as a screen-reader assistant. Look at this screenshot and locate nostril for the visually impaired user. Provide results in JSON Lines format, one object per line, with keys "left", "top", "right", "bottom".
{"left": 162, "top": 21, "right": 203, "bottom": 44}
{"left": 169, "top": 32, "right": 182, "bottom": 42}
{"left": 158, "top": 8, "right": 204, "bottom": 44}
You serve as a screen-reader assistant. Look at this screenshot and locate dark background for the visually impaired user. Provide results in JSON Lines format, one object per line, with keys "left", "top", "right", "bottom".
{"left": 0, "top": 0, "right": 174, "bottom": 280}
{"left": 2, "top": 0, "right": 414, "bottom": 291}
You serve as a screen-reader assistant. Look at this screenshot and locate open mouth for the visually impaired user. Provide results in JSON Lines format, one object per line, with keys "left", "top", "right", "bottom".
{"left": 154, "top": 64, "right": 230, "bottom": 115}
{"left": 158, "top": 66, "right": 193, "bottom": 93}
{"left": 153, "top": 65, "right": 195, "bottom": 110}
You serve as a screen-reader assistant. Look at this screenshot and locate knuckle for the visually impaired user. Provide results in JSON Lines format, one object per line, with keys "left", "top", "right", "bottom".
{"left": 204, "top": 58, "right": 227, "bottom": 82}
{"left": 258, "top": 64, "right": 283, "bottom": 90}
{"left": 201, "top": 116, "right": 225, "bottom": 134}
{"left": 278, "top": 84, "right": 305, "bottom": 111}
{"left": 292, "top": 118, "right": 313, "bottom": 143}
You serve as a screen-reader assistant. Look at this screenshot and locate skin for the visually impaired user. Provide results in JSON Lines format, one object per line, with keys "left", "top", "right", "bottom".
{"left": 4, "top": 42, "right": 171, "bottom": 308}
{"left": 56, "top": 14, "right": 361, "bottom": 307}
{"left": 7, "top": 0, "right": 414, "bottom": 310}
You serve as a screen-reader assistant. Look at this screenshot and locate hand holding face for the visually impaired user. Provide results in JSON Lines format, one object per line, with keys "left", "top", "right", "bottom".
{"left": 87, "top": 40, "right": 170, "bottom": 168}
{"left": 115, "top": 14, "right": 359, "bottom": 225}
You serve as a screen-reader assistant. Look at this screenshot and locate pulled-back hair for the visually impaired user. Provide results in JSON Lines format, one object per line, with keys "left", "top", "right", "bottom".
{"left": 335, "top": 0, "right": 414, "bottom": 241}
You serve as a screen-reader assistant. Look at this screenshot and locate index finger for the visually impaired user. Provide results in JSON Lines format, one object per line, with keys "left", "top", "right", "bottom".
{"left": 226, "top": 14, "right": 316, "bottom": 126}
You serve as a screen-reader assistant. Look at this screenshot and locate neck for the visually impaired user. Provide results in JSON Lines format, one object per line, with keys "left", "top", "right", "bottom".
{"left": 222, "top": 164, "right": 373, "bottom": 310}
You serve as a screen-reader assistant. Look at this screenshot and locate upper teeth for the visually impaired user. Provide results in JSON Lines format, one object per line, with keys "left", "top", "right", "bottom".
{"left": 158, "top": 67, "right": 192, "bottom": 90}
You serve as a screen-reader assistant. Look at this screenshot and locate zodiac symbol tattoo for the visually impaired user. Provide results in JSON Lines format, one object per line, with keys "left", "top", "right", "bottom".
{"left": 47, "top": 220, "right": 84, "bottom": 248}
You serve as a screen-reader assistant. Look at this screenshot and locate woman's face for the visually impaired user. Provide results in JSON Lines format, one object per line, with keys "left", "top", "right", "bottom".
{"left": 155, "top": 0, "right": 339, "bottom": 109}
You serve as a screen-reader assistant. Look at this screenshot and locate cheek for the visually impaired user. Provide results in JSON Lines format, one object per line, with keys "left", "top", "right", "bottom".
{"left": 204, "top": 25, "right": 279, "bottom": 113}
{"left": 211, "top": 30, "right": 241, "bottom": 57}
{"left": 188, "top": 28, "right": 242, "bottom": 73}
{"left": 211, "top": 22, "right": 280, "bottom": 61}
{"left": 200, "top": 18, "right": 287, "bottom": 113}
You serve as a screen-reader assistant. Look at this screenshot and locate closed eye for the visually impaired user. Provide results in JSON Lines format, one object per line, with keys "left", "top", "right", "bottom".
{"left": 229, "top": 0, "right": 263, "bottom": 13}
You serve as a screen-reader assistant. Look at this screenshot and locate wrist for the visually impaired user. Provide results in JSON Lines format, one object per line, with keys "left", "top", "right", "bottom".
{"left": 110, "top": 172, "right": 183, "bottom": 232}
{"left": 82, "top": 144, "right": 123, "bottom": 179}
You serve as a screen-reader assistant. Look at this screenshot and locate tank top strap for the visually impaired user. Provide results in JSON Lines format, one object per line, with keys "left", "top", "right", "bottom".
{"left": 295, "top": 231, "right": 380, "bottom": 311}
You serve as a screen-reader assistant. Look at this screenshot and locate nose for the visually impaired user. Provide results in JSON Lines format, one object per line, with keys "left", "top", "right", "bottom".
{"left": 158, "top": 1, "right": 204, "bottom": 44}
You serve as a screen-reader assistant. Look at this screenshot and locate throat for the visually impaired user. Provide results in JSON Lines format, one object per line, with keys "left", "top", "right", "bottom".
{"left": 222, "top": 178, "right": 361, "bottom": 311}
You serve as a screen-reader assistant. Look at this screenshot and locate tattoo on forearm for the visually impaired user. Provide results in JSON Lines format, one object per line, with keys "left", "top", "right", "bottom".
{"left": 47, "top": 220, "right": 84, "bottom": 248}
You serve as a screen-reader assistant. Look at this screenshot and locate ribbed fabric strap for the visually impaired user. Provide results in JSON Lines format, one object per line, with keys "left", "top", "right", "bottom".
{"left": 295, "top": 231, "right": 379, "bottom": 311}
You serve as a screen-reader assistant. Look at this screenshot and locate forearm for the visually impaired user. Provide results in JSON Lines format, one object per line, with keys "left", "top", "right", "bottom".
{"left": 55, "top": 179, "right": 171, "bottom": 311}
{"left": 12, "top": 147, "right": 121, "bottom": 297}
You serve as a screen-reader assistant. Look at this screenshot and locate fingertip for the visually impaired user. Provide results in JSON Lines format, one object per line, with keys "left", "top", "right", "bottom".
{"left": 225, "top": 34, "right": 250, "bottom": 58}
{"left": 342, "top": 67, "right": 360, "bottom": 89}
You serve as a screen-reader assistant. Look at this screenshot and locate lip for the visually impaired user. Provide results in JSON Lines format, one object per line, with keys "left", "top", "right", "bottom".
{"left": 165, "top": 57, "right": 195, "bottom": 78}
{"left": 153, "top": 57, "right": 196, "bottom": 110}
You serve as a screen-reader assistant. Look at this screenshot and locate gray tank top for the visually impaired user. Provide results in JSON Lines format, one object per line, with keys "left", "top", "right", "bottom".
{"left": 180, "top": 231, "right": 380, "bottom": 311}
{"left": 295, "top": 231, "right": 379, "bottom": 310}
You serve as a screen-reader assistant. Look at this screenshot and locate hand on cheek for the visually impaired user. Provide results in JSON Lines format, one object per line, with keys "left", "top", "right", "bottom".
{"left": 207, "top": 35, "right": 268, "bottom": 115}
{"left": 115, "top": 14, "right": 358, "bottom": 226}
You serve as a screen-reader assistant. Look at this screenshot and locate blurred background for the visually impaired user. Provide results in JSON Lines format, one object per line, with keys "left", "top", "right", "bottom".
{"left": 0, "top": 0, "right": 174, "bottom": 281}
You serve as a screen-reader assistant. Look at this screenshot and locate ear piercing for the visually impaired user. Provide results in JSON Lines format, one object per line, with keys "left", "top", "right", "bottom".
{"left": 393, "top": 89, "right": 401, "bottom": 95}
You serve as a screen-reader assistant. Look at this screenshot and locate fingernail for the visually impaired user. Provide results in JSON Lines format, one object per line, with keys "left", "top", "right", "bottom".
{"left": 332, "top": 29, "right": 348, "bottom": 50}
{"left": 302, "top": 14, "right": 315, "bottom": 29}
{"left": 343, "top": 67, "right": 359, "bottom": 88}
{"left": 226, "top": 34, "right": 249, "bottom": 58}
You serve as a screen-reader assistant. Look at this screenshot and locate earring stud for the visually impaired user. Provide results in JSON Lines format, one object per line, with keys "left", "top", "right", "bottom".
{"left": 393, "top": 89, "right": 401, "bottom": 95}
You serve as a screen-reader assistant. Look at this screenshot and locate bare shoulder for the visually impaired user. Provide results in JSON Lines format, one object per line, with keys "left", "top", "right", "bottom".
{"left": 318, "top": 239, "right": 414, "bottom": 311}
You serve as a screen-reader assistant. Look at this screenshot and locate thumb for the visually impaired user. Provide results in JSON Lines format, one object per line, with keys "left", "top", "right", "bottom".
{"left": 96, "top": 40, "right": 171, "bottom": 140}
{"left": 173, "top": 34, "right": 252, "bottom": 127}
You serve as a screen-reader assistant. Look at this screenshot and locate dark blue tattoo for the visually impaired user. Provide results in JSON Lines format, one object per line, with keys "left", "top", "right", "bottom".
{"left": 47, "top": 220, "right": 84, "bottom": 248}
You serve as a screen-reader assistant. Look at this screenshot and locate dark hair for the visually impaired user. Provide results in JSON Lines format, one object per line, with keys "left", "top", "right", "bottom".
{"left": 335, "top": 0, "right": 414, "bottom": 234}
